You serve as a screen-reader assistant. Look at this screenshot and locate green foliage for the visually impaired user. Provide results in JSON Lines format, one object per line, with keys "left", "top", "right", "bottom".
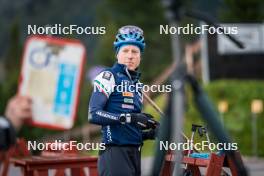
{"left": 202, "top": 80, "right": 264, "bottom": 156}
{"left": 220, "top": 0, "right": 264, "bottom": 22}
{"left": 0, "top": 22, "right": 22, "bottom": 115}
{"left": 142, "top": 95, "right": 166, "bottom": 156}
{"left": 75, "top": 79, "right": 93, "bottom": 127}
{"left": 141, "top": 80, "right": 264, "bottom": 157}
{"left": 94, "top": 0, "right": 172, "bottom": 83}
{"left": 180, "top": 80, "right": 264, "bottom": 156}
{"left": 5, "top": 22, "right": 22, "bottom": 71}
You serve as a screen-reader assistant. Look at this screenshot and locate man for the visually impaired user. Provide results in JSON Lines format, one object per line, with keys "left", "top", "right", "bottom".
{"left": 0, "top": 95, "right": 32, "bottom": 151}
{"left": 89, "top": 25, "right": 159, "bottom": 176}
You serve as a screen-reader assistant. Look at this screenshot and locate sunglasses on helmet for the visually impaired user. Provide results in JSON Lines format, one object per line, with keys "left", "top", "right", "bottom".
{"left": 118, "top": 25, "right": 144, "bottom": 35}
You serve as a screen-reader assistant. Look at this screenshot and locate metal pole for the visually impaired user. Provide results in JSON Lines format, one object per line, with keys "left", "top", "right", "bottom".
{"left": 200, "top": 22, "right": 210, "bottom": 84}
{"left": 168, "top": 21, "right": 185, "bottom": 176}
{"left": 142, "top": 91, "right": 190, "bottom": 141}
{"left": 220, "top": 112, "right": 224, "bottom": 127}
{"left": 171, "top": 78, "right": 185, "bottom": 176}
{"left": 251, "top": 113, "right": 258, "bottom": 157}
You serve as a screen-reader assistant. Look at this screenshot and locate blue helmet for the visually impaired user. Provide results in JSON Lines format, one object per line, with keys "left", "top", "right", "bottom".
{"left": 114, "top": 25, "right": 146, "bottom": 52}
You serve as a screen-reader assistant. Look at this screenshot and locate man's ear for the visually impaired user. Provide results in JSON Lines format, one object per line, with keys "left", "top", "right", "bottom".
{"left": 116, "top": 53, "right": 120, "bottom": 61}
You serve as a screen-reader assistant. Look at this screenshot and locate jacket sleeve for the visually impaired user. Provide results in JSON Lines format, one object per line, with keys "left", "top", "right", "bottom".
{"left": 88, "top": 71, "right": 121, "bottom": 125}
{"left": 0, "top": 117, "right": 16, "bottom": 151}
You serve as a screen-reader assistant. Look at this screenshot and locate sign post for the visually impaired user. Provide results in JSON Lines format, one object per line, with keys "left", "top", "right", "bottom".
{"left": 218, "top": 100, "right": 229, "bottom": 126}
{"left": 251, "top": 99, "right": 263, "bottom": 157}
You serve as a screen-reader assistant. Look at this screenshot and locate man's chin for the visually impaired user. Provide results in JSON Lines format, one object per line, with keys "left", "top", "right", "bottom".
{"left": 127, "top": 67, "right": 136, "bottom": 71}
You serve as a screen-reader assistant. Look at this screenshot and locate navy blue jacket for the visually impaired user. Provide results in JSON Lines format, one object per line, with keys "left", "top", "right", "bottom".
{"left": 89, "top": 63, "right": 145, "bottom": 145}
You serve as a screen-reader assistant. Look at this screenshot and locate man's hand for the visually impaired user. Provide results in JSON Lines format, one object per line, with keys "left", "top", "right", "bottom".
{"left": 142, "top": 126, "right": 159, "bottom": 140}
{"left": 120, "top": 113, "right": 159, "bottom": 129}
{"left": 4, "top": 95, "right": 32, "bottom": 131}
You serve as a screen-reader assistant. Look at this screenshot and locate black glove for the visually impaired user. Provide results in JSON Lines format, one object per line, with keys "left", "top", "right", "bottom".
{"left": 119, "top": 113, "right": 159, "bottom": 129}
{"left": 142, "top": 125, "right": 159, "bottom": 140}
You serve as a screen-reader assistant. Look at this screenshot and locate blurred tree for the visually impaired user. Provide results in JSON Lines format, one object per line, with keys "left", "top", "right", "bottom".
{"left": 220, "top": 0, "right": 264, "bottom": 22}
{"left": 5, "top": 21, "right": 22, "bottom": 72}
{"left": 94, "top": 0, "right": 173, "bottom": 82}
{"left": 0, "top": 22, "right": 22, "bottom": 113}
{"left": 0, "top": 0, "right": 101, "bottom": 61}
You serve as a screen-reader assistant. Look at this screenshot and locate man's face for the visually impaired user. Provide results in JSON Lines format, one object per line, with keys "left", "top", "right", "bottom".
{"left": 117, "top": 45, "right": 141, "bottom": 71}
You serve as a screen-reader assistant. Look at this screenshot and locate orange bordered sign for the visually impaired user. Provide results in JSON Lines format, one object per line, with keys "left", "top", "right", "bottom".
{"left": 18, "top": 35, "right": 86, "bottom": 130}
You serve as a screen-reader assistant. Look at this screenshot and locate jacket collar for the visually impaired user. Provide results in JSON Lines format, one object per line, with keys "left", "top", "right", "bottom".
{"left": 112, "top": 62, "right": 141, "bottom": 82}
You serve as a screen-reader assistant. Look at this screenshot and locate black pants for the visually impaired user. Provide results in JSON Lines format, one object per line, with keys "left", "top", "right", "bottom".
{"left": 98, "top": 145, "right": 141, "bottom": 176}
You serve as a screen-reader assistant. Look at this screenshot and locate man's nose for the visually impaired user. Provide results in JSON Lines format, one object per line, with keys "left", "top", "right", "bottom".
{"left": 127, "top": 51, "right": 133, "bottom": 59}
